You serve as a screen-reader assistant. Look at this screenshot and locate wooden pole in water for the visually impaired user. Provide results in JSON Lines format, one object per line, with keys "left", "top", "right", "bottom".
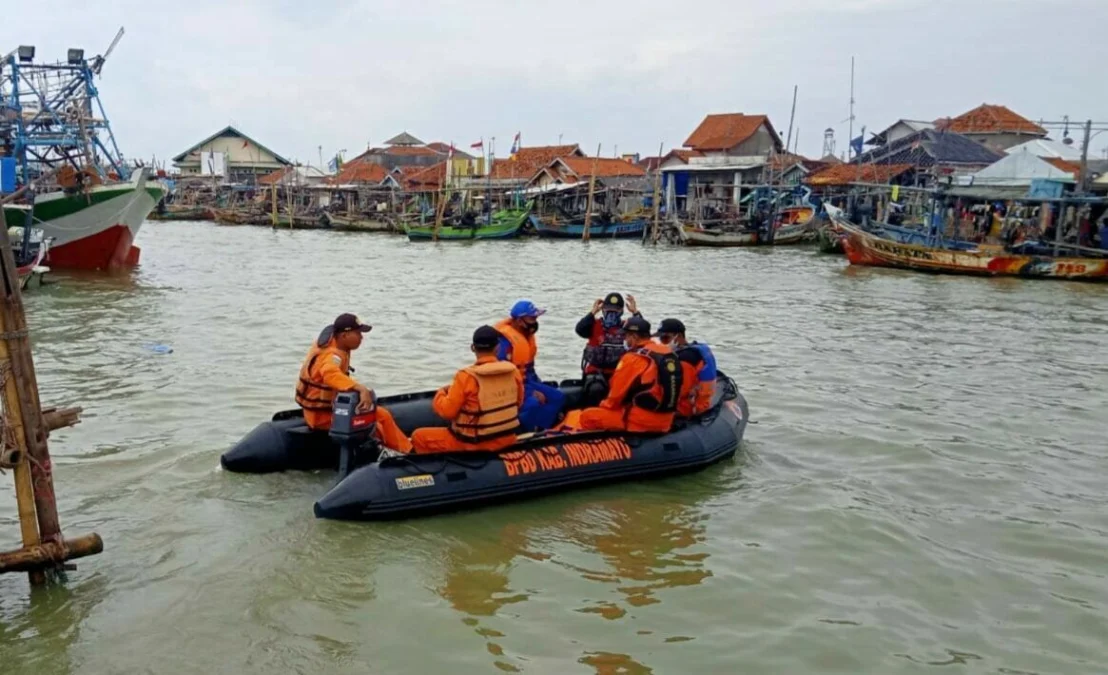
{"left": 649, "top": 141, "right": 663, "bottom": 245}
{"left": 432, "top": 187, "right": 447, "bottom": 242}
{"left": 582, "top": 143, "right": 601, "bottom": 242}
{"left": 0, "top": 209, "right": 99, "bottom": 585}
{"left": 271, "top": 181, "right": 278, "bottom": 227}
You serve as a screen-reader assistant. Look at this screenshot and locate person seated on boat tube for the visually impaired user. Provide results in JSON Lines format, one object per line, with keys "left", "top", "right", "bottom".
{"left": 575, "top": 292, "right": 642, "bottom": 378}
{"left": 295, "top": 313, "right": 412, "bottom": 453}
{"left": 653, "top": 318, "right": 716, "bottom": 418}
{"left": 410, "top": 325, "right": 525, "bottom": 454}
{"left": 561, "top": 317, "right": 681, "bottom": 434}
{"left": 495, "top": 300, "right": 566, "bottom": 430}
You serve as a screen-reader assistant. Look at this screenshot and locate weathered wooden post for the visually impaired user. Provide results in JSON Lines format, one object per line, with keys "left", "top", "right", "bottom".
{"left": 0, "top": 214, "right": 102, "bottom": 585}
{"left": 582, "top": 144, "right": 601, "bottom": 242}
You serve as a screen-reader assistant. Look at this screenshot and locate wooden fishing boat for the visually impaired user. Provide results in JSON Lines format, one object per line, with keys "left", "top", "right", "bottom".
{"left": 828, "top": 207, "right": 1108, "bottom": 282}
{"left": 3, "top": 207, "right": 51, "bottom": 289}
{"left": 816, "top": 224, "right": 845, "bottom": 254}
{"left": 149, "top": 204, "right": 214, "bottom": 222}
{"left": 405, "top": 203, "right": 532, "bottom": 241}
{"left": 212, "top": 208, "right": 250, "bottom": 226}
{"left": 681, "top": 205, "right": 817, "bottom": 247}
{"left": 322, "top": 212, "right": 392, "bottom": 233}
{"left": 529, "top": 216, "right": 646, "bottom": 239}
{"left": 682, "top": 225, "right": 758, "bottom": 247}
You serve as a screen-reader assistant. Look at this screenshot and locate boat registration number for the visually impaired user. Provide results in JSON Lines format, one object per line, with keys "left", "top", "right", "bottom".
{"left": 395, "top": 474, "right": 435, "bottom": 490}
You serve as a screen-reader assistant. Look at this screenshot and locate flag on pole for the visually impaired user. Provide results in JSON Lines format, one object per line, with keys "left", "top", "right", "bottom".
{"left": 510, "top": 132, "right": 520, "bottom": 155}
{"left": 470, "top": 139, "right": 483, "bottom": 150}
{"left": 448, "top": 142, "right": 455, "bottom": 159}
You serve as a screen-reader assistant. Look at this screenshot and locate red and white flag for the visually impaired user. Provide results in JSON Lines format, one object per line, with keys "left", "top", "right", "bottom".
{"left": 470, "top": 139, "right": 483, "bottom": 150}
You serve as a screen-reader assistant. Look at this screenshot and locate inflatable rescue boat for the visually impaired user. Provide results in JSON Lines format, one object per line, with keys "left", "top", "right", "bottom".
{"left": 221, "top": 374, "right": 748, "bottom": 521}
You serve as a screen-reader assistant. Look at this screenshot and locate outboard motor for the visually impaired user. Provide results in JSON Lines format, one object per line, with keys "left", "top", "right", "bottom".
{"left": 329, "top": 391, "right": 380, "bottom": 477}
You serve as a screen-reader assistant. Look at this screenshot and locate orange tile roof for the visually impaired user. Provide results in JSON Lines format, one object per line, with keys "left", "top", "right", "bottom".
{"left": 683, "top": 113, "right": 778, "bottom": 151}
{"left": 513, "top": 145, "right": 583, "bottom": 164}
{"left": 939, "top": 104, "right": 1046, "bottom": 136}
{"left": 257, "top": 167, "right": 292, "bottom": 185}
{"left": 1043, "top": 157, "right": 1081, "bottom": 174}
{"left": 559, "top": 156, "right": 646, "bottom": 178}
{"left": 329, "top": 159, "right": 390, "bottom": 185}
{"left": 805, "top": 163, "right": 913, "bottom": 187}
{"left": 404, "top": 162, "right": 447, "bottom": 189}
{"left": 487, "top": 145, "right": 587, "bottom": 180}
{"left": 767, "top": 151, "right": 811, "bottom": 170}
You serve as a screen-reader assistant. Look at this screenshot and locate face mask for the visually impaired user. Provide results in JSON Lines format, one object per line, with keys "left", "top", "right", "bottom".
{"left": 525, "top": 321, "right": 540, "bottom": 334}
{"left": 602, "top": 312, "right": 622, "bottom": 329}
{"left": 623, "top": 340, "right": 633, "bottom": 351}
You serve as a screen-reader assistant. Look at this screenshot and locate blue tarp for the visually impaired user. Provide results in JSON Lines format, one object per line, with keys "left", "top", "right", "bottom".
{"left": 662, "top": 171, "right": 690, "bottom": 197}
{"left": 1027, "top": 178, "right": 1065, "bottom": 199}
{"left": 0, "top": 157, "right": 16, "bottom": 194}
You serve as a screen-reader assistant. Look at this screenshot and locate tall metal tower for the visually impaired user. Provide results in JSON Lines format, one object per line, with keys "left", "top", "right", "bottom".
{"left": 821, "top": 128, "right": 836, "bottom": 159}
{"left": 1, "top": 29, "right": 129, "bottom": 186}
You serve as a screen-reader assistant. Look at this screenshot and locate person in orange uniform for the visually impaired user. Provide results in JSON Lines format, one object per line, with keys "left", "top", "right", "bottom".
{"left": 561, "top": 316, "right": 682, "bottom": 434}
{"left": 294, "top": 313, "right": 412, "bottom": 452}
{"left": 653, "top": 318, "right": 717, "bottom": 417}
{"left": 411, "top": 325, "right": 525, "bottom": 453}
{"left": 495, "top": 300, "right": 565, "bottom": 430}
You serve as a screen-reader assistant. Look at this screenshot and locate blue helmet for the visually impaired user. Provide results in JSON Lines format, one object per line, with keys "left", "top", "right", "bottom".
{"left": 510, "top": 299, "right": 546, "bottom": 319}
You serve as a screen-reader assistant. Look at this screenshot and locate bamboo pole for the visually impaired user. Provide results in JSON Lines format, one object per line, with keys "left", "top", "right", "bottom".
{"left": 0, "top": 207, "right": 101, "bottom": 584}
{"left": 582, "top": 143, "right": 601, "bottom": 242}
{"left": 432, "top": 187, "right": 447, "bottom": 242}
{"left": 0, "top": 534, "right": 103, "bottom": 574}
{"left": 648, "top": 141, "right": 663, "bottom": 245}
{"left": 271, "top": 182, "right": 278, "bottom": 227}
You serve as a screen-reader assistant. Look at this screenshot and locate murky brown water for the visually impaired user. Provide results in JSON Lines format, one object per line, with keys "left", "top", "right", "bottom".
{"left": 2, "top": 222, "right": 1107, "bottom": 674}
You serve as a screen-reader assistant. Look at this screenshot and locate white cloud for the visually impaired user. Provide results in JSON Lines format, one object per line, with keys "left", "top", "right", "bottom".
{"left": 3, "top": 0, "right": 1107, "bottom": 164}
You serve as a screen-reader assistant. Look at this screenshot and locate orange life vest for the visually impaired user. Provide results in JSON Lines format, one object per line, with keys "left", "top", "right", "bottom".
{"left": 295, "top": 336, "right": 350, "bottom": 412}
{"left": 625, "top": 342, "right": 682, "bottom": 414}
{"left": 494, "top": 318, "right": 537, "bottom": 374}
{"left": 450, "top": 361, "right": 521, "bottom": 442}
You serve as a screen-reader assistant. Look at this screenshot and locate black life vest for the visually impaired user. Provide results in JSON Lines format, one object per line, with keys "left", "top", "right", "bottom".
{"left": 626, "top": 347, "right": 682, "bottom": 413}
{"left": 582, "top": 326, "right": 626, "bottom": 372}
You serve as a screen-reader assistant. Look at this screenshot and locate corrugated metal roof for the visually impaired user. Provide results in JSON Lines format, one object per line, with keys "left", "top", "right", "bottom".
{"left": 858, "top": 129, "right": 1002, "bottom": 167}
{"left": 1004, "top": 138, "right": 1081, "bottom": 160}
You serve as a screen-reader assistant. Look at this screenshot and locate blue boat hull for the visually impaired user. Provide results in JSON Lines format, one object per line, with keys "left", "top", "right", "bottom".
{"left": 531, "top": 216, "right": 645, "bottom": 239}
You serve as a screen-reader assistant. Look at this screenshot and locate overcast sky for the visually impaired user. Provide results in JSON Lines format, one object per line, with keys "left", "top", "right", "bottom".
{"left": 4, "top": 0, "right": 1107, "bottom": 167}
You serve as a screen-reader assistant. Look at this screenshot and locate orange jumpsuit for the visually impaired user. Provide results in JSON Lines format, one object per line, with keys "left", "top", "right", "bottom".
{"left": 674, "top": 345, "right": 715, "bottom": 418}
{"left": 295, "top": 338, "right": 412, "bottom": 452}
{"left": 561, "top": 342, "right": 676, "bottom": 433}
{"left": 411, "top": 355, "right": 525, "bottom": 453}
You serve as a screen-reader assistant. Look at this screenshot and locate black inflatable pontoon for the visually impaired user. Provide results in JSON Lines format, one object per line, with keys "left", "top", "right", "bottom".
{"left": 221, "top": 374, "right": 748, "bottom": 521}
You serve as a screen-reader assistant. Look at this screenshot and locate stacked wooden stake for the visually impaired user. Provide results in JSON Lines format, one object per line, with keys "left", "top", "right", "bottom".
{"left": 0, "top": 218, "right": 101, "bottom": 585}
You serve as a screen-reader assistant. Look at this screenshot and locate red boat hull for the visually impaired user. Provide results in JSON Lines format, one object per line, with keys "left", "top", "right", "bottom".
{"left": 45, "top": 224, "right": 140, "bottom": 271}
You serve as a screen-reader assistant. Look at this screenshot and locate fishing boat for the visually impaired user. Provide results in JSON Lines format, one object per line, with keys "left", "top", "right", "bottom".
{"left": 529, "top": 215, "right": 646, "bottom": 239}
{"left": 1, "top": 34, "right": 164, "bottom": 270}
{"left": 149, "top": 204, "right": 214, "bottom": 222}
{"left": 220, "top": 375, "right": 747, "bottom": 521}
{"left": 3, "top": 206, "right": 51, "bottom": 289}
{"left": 682, "top": 225, "right": 758, "bottom": 247}
{"left": 405, "top": 203, "right": 532, "bottom": 241}
{"left": 816, "top": 224, "right": 845, "bottom": 253}
{"left": 770, "top": 205, "right": 817, "bottom": 244}
{"left": 826, "top": 205, "right": 1108, "bottom": 282}
{"left": 322, "top": 212, "right": 392, "bottom": 232}
{"left": 211, "top": 208, "right": 250, "bottom": 225}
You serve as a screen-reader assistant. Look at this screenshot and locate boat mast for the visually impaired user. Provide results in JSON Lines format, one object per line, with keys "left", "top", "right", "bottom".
{"left": 847, "top": 57, "right": 855, "bottom": 162}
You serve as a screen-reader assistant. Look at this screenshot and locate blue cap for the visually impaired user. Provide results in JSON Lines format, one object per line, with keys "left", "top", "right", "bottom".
{"left": 510, "top": 299, "right": 546, "bottom": 319}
